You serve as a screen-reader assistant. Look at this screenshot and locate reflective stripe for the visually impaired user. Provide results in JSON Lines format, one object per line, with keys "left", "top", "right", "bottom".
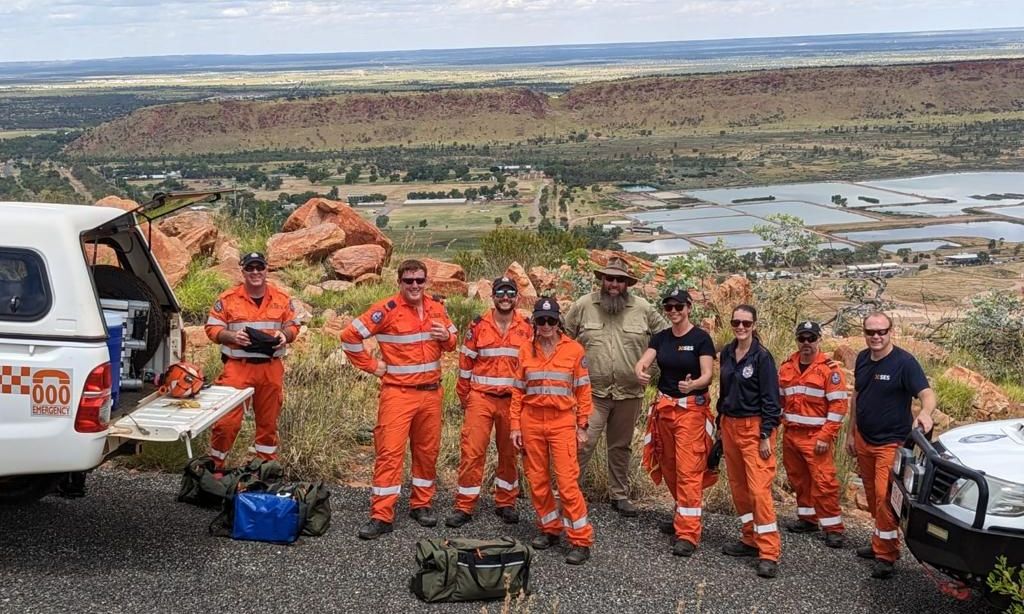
{"left": 782, "top": 385, "right": 826, "bottom": 398}
{"left": 378, "top": 332, "right": 433, "bottom": 344}
{"left": 458, "top": 369, "right": 473, "bottom": 379}
{"left": 754, "top": 522, "right": 778, "bottom": 534}
{"left": 562, "top": 515, "right": 589, "bottom": 530}
{"left": 525, "top": 386, "right": 572, "bottom": 396}
{"left": 676, "top": 506, "right": 702, "bottom": 517}
{"left": 227, "top": 321, "right": 283, "bottom": 331}
{"left": 512, "top": 380, "right": 526, "bottom": 390}
{"left": 206, "top": 316, "right": 227, "bottom": 326}
{"left": 740, "top": 513, "right": 754, "bottom": 524}
{"left": 826, "top": 391, "right": 849, "bottom": 401}
{"left": 573, "top": 375, "right": 591, "bottom": 387}
{"left": 827, "top": 412, "right": 845, "bottom": 422}
{"left": 875, "top": 528, "right": 899, "bottom": 540}
{"left": 525, "top": 370, "right": 572, "bottom": 382}
{"left": 352, "top": 319, "right": 371, "bottom": 339}
{"left": 643, "top": 432, "right": 652, "bottom": 445}
{"left": 411, "top": 477, "right": 434, "bottom": 488}
{"left": 457, "top": 485, "right": 481, "bottom": 496}
{"left": 460, "top": 345, "right": 479, "bottom": 358}
{"left": 209, "top": 448, "right": 227, "bottom": 460}
{"left": 221, "top": 347, "right": 286, "bottom": 359}
{"left": 478, "top": 347, "right": 520, "bottom": 358}
{"left": 447, "top": 324, "right": 457, "bottom": 334}
{"left": 471, "top": 375, "right": 518, "bottom": 387}
{"left": 705, "top": 419, "right": 714, "bottom": 438}
{"left": 386, "top": 361, "right": 441, "bottom": 374}
{"left": 342, "top": 342, "right": 364, "bottom": 353}
{"left": 797, "top": 506, "right": 816, "bottom": 516}
{"left": 784, "top": 413, "right": 827, "bottom": 426}
{"left": 659, "top": 393, "right": 690, "bottom": 408}
{"left": 372, "top": 485, "right": 401, "bottom": 496}
{"left": 540, "top": 510, "right": 559, "bottom": 525}
{"left": 819, "top": 516, "right": 843, "bottom": 527}
{"left": 254, "top": 444, "right": 277, "bottom": 454}
{"left": 495, "top": 478, "right": 518, "bottom": 491}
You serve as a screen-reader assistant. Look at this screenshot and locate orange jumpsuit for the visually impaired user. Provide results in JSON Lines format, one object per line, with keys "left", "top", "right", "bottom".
{"left": 204, "top": 283, "right": 299, "bottom": 465}
{"left": 341, "top": 293, "right": 456, "bottom": 523}
{"left": 778, "top": 351, "right": 848, "bottom": 533}
{"left": 510, "top": 335, "right": 594, "bottom": 547}
{"left": 454, "top": 310, "right": 532, "bottom": 514}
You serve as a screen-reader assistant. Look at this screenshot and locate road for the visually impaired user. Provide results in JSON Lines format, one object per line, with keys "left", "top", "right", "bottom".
{"left": 0, "top": 469, "right": 986, "bottom": 614}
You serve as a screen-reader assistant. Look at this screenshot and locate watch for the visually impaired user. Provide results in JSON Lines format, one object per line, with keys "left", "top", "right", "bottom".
{"left": 759, "top": 432, "right": 770, "bottom": 441}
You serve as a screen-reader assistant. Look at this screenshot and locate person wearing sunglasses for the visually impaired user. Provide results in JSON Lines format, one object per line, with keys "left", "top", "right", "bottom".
{"left": 204, "top": 252, "right": 300, "bottom": 469}
{"left": 777, "top": 321, "right": 848, "bottom": 549}
{"left": 717, "top": 304, "right": 782, "bottom": 579}
{"left": 342, "top": 259, "right": 458, "bottom": 540}
{"left": 564, "top": 256, "right": 668, "bottom": 517}
{"left": 510, "top": 298, "right": 594, "bottom": 565}
{"left": 846, "top": 312, "right": 935, "bottom": 580}
{"left": 447, "top": 276, "right": 533, "bottom": 529}
{"left": 634, "top": 287, "right": 717, "bottom": 557}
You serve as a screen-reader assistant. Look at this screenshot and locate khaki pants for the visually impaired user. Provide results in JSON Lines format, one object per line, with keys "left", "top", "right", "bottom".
{"left": 578, "top": 395, "right": 643, "bottom": 501}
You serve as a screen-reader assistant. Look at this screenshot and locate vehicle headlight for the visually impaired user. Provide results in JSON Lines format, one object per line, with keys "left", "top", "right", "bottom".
{"left": 950, "top": 476, "right": 1024, "bottom": 517}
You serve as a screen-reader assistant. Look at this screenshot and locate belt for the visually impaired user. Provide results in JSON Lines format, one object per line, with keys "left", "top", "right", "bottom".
{"left": 223, "top": 355, "right": 273, "bottom": 365}
{"left": 482, "top": 391, "right": 513, "bottom": 399}
{"left": 389, "top": 382, "right": 440, "bottom": 391}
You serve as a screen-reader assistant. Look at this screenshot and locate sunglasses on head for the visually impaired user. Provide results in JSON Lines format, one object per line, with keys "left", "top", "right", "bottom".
{"left": 494, "top": 289, "right": 517, "bottom": 298}
{"left": 863, "top": 328, "right": 890, "bottom": 337}
{"left": 730, "top": 319, "right": 754, "bottom": 328}
{"left": 603, "top": 276, "right": 629, "bottom": 284}
{"left": 796, "top": 335, "right": 818, "bottom": 344}
{"left": 663, "top": 303, "right": 689, "bottom": 312}
{"left": 243, "top": 264, "right": 266, "bottom": 272}
{"left": 535, "top": 316, "right": 559, "bottom": 326}
{"left": 401, "top": 277, "right": 427, "bottom": 286}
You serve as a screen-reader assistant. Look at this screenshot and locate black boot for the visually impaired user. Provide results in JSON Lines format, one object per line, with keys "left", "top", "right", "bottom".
{"left": 672, "top": 539, "right": 696, "bottom": 557}
{"left": 756, "top": 559, "right": 778, "bottom": 578}
{"left": 530, "top": 533, "right": 560, "bottom": 550}
{"left": 565, "top": 546, "right": 591, "bottom": 565}
{"left": 722, "top": 541, "right": 759, "bottom": 557}
{"left": 855, "top": 545, "right": 876, "bottom": 560}
{"left": 657, "top": 519, "right": 675, "bottom": 535}
{"left": 784, "top": 519, "right": 819, "bottom": 534}
{"left": 495, "top": 506, "right": 520, "bottom": 524}
{"left": 410, "top": 507, "right": 437, "bottom": 527}
{"left": 445, "top": 510, "right": 472, "bottom": 528}
{"left": 357, "top": 519, "right": 393, "bottom": 540}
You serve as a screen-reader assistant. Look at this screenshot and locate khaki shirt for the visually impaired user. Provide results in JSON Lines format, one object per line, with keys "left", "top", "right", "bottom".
{"left": 564, "top": 292, "right": 668, "bottom": 400}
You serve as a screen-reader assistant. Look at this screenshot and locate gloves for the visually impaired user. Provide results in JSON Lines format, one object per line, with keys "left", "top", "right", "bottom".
{"left": 707, "top": 438, "right": 724, "bottom": 471}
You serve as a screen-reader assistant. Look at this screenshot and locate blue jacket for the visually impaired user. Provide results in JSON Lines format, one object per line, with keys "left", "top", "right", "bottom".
{"left": 717, "top": 338, "right": 782, "bottom": 438}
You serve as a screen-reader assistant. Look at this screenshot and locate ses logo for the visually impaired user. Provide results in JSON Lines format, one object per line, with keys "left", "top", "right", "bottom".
{"left": 873, "top": 374, "right": 891, "bottom": 381}
{"left": 0, "top": 366, "right": 74, "bottom": 417}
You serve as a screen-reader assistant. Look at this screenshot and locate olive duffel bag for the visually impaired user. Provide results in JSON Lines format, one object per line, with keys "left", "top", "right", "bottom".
{"left": 410, "top": 537, "right": 532, "bottom": 603}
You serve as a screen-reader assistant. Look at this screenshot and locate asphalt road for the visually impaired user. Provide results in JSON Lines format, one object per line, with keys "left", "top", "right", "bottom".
{"left": 0, "top": 469, "right": 987, "bottom": 614}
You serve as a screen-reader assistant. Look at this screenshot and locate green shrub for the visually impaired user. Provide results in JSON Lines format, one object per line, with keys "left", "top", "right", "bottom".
{"left": 443, "top": 295, "right": 488, "bottom": 336}
{"left": 949, "top": 291, "right": 1024, "bottom": 381}
{"left": 332, "top": 281, "right": 398, "bottom": 316}
{"left": 934, "top": 376, "right": 977, "bottom": 421}
{"left": 277, "top": 261, "right": 327, "bottom": 290}
{"left": 1003, "top": 382, "right": 1024, "bottom": 404}
{"left": 479, "top": 227, "right": 584, "bottom": 277}
{"left": 174, "top": 259, "right": 233, "bottom": 324}
{"left": 452, "top": 250, "right": 488, "bottom": 281}
{"left": 987, "top": 556, "right": 1024, "bottom": 613}
{"left": 302, "top": 289, "right": 348, "bottom": 312}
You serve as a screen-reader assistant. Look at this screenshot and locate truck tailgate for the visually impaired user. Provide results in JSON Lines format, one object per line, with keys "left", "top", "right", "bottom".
{"left": 108, "top": 385, "right": 253, "bottom": 446}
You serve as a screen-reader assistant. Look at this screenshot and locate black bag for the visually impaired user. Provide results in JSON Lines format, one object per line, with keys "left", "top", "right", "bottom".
{"left": 410, "top": 538, "right": 532, "bottom": 603}
{"left": 178, "top": 457, "right": 283, "bottom": 509}
{"left": 243, "top": 326, "right": 279, "bottom": 357}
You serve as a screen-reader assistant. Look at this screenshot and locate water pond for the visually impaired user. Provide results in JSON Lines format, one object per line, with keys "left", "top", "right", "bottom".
{"left": 685, "top": 182, "right": 915, "bottom": 207}
{"left": 984, "top": 204, "right": 1024, "bottom": 220}
{"left": 881, "top": 240, "right": 962, "bottom": 253}
{"left": 868, "top": 202, "right": 984, "bottom": 217}
{"left": 838, "top": 221, "right": 1024, "bottom": 244}
{"left": 629, "top": 207, "right": 741, "bottom": 224}
{"left": 731, "top": 201, "right": 875, "bottom": 225}
{"left": 660, "top": 216, "right": 764, "bottom": 235}
{"left": 619, "top": 238, "right": 695, "bottom": 255}
{"left": 689, "top": 233, "right": 769, "bottom": 249}
{"left": 863, "top": 172, "right": 1024, "bottom": 204}
{"left": 620, "top": 184, "right": 658, "bottom": 193}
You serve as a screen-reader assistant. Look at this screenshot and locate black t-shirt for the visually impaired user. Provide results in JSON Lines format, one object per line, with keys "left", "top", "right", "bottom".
{"left": 648, "top": 326, "right": 716, "bottom": 397}
{"left": 854, "top": 346, "right": 930, "bottom": 445}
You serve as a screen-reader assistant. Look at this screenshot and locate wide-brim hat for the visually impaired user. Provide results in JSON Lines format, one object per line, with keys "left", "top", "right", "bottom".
{"left": 594, "top": 256, "right": 639, "bottom": 286}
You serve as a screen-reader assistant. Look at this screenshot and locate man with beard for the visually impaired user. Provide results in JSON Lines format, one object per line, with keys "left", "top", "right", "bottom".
{"left": 565, "top": 257, "right": 668, "bottom": 515}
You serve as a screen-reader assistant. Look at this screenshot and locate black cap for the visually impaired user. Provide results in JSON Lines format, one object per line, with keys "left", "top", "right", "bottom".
{"left": 532, "top": 297, "right": 560, "bottom": 319}
{"left": 795, "top": 321, "right": 822, "bottom": 337}
{"left": 492, "top": 276, "right": 518, "bottom": 292}
{"left": 239, "top": 252, "right": 267, "bottom": 267}
{"left": 661, "top": 287, "right": 692, "bottom": 305}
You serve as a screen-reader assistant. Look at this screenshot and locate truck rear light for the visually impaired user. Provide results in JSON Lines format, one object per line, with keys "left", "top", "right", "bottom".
{"left": 75, "top": 363, "right": 112, "bottom": 433}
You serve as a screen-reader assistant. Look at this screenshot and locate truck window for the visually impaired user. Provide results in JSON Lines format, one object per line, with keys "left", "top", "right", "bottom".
{"left": 0, "top": 249, "right": 51, "bottom": 321}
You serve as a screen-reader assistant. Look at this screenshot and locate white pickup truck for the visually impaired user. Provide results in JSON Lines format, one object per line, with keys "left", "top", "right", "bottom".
{"left": 0, "top": 193, "right": 252, "bottom": 504}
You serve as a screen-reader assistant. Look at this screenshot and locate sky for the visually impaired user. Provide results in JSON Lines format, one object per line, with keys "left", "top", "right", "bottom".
{"left": 1, "top": 0, "right": 1023, "bottom": 63}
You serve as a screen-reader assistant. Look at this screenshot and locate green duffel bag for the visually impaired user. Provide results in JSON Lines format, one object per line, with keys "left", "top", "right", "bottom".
{"left": 410, "top": 537, "right": 532, "bottom": 603}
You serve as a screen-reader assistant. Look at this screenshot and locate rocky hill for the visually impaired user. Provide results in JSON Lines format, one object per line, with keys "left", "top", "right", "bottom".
{"left": 67, "top": 59, "right": 1024, "bottom": 157}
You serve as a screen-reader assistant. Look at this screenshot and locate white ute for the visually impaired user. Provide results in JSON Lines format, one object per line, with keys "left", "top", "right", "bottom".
{"left": 0, "top": 193, "right": 252, "bottom": 504}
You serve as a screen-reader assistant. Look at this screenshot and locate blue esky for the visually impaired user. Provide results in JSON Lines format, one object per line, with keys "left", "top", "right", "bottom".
{"left": 1, "top": 0, "right": 1023, "bottom": 62}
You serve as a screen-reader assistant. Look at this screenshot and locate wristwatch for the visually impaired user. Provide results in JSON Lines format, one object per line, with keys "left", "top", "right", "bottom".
{"left": 759, "top": 432, "right": 770, "bottom": 441}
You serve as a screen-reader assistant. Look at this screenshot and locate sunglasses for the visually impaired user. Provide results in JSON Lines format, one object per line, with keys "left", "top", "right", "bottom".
{"left": 863, "top": 328, "right": 890, "bottom": 337}
{"left": 243, "top": 264, "right": 266, "bottom": 272}
{"left": 730, "top": 319, "right": 755, "bottom": 328}
{"left": 494, "top": 289, "right": 518, "bottom": 298}
{"left": 401, "top": 277, "right": 427, "bottom": 286}
{"left": 603, "top": 276, "right": 629, "bottom": 284}
{"left": 796, "top": 335, "right": 819, "bottom": 344}
{"left": 663, "top": 303, "right": 689, "bottom": 312}
{"left": 535, "top": 316, "right": 559, "bottom": 326}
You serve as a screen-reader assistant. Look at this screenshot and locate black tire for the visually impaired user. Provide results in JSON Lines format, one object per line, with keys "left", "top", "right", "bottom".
{"left": 0, "top": 474, "right": 57, "bottom": 505}
{"left": 92, "top": 264, "right": 168, "bottom": 372}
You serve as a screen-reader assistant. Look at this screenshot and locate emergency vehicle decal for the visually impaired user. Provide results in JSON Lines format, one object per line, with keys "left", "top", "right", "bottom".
{"left": 1, "top": 366, "right": 74, "bottom": 417}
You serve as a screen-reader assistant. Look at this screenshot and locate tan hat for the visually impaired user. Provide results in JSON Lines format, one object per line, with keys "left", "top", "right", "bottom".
{"left": 594, "top": 256, "right": 638, "bottom": 286}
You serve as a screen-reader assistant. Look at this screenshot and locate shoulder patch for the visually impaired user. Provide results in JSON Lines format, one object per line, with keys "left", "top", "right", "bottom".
{"left": 831, "top": 372, "right": 841, "bottom": 385}
{"left": 580, "top": 356, "right": 588, "bottom": 369}
{"left": 371, "top": 310, "right": 384, "bottom": 323}
{"left": 386, "top": 300, "right": 397, "bottom": 310}
{"left": 213, "top": 299, "right": 223, "bottom": 312}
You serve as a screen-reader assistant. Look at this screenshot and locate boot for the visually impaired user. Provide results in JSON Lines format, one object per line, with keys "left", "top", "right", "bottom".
{"left": 756, "top": 559, "right": 779, "bottom": 578}
{"left": 565, "top": 546, "right": 591, "bottom": 565}
{"left": 494, "top": 506, "right": 520, "bottom": 524}
{"left": 657, "top": 519, "right": 674, "bottom": 535}
{"left": 672, "top": 539, "right": 696, "bottom": 557}
{"left": 722, "top": 541, "right": 759, "bottom": 557}
{"left": 357, "top": 519, "right": 393, "bottom": 540}
{"left": 871, "top": 560, "right": 895, "bottom": 579}
{"left": 785, "top": 519, "right": 819, "bottom": 534}
{"left": 410, "top": 507, "right": 437, "bottom": 527}
{"left": 445, "top": 510, "right": 472, "bottom": 528}
{"left": 856, "top": 545, "right": 876, "bottom": 560}
{"left": 824, "top": 532, "right": 845, "bottom": 549}
{"left": 530, "top": 533, "right": 560, "bottom": 550}
{"left": 610, "top": 499, "right": 638, "bottom": 517}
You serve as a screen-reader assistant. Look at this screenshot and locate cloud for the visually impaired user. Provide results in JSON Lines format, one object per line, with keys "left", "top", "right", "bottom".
{"left": 221, "top": 7, "right": 249, "bottom": 18}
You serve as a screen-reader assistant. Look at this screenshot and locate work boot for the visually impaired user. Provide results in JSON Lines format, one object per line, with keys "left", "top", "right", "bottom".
{"left": 856, "top": 545, "right": 876, "bottom": 560}
{"left": 611, "top": 499, "right": 639, "bottom": 518}
{"left": 410, "top": 507, "right": 438, "bottom": 527}
{"left": 785, "top": 519, "right": 819, "bottom": 534}
{"left": 824, "top": 532, "right": 846, "bottom": 549}
{"left": 871, "top": 560, "right": 896, "bottom": 579}
{"left": 565, "top": 546, "right": 591, "bottom": 565}
{"left": 530, "top": 533, "right": 560, "bottom": 550}
{"left": 722, "top": 541, "right": 759, "bottom": 558}
{"left": 494, "top": 506, "right": 520, "bottom": 524}
{"left": 672, "top": 539, "right": 696, "bottom": 557}
{"left": 657, "top": 519, "right": 675, "bottom": 536}
{"left": 445, "top": 510, "right": 472, "bottom": 528}
{"left": 357, "top": 519, "right": 393, "bottom": 540}
{"left": 756, "top": 559, "right": 779, "bottom": 578}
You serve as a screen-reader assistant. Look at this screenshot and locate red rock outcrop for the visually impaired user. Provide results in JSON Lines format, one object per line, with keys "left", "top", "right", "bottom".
{"left": 266, "top": 223, "right": 347, "bottom": 269}
{"left": 329, "top": 245, "right": 386, "bottom": 280}
{"left": 282, "top": 198, "right": 393, "bottom": 261}
{"left": 158, "top": 211, "right": 219, "bottom": 256}
{"left": 942, "top": 366, "right": 1020, "bottom": 421}
{"left": 429, "top": 278, "right": 469, "bottom": 298}
{"left": 148, "top": 228, "right": 190, "bottom": 286}
{"left": 422, "top": 257, "right": 466, "bottom": 282}
{"left": 503, "top": 262, "right": 538, "bottom": 302}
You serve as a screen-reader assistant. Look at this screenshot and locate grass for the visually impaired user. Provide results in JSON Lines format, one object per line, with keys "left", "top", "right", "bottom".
{"left": 174, "top": 258, "right": 233, "bottom": 324}
{"left": 277, "top": 261, "right": 329, "bottom": 290}
{"left": 1002, "top": 381, "right": 1024, "bottom": 405}
{"left": 934, "top": 375, "right": 978, "bottom": 422}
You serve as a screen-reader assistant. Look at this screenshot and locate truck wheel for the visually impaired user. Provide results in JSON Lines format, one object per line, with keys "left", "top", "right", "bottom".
{"left": 92, "top": 264, "right": 169, "bottom": 372}
{"left": 0, "top": 474, "right": 57, "bottom": 505}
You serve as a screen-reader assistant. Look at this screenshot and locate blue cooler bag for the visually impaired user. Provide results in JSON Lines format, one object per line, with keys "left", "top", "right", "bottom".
{"left": 231, "top": 492, "right": 301, "bottom": 544}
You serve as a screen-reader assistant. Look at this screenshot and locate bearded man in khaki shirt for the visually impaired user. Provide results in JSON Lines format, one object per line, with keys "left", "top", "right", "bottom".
{"left": 564, "top": 257, "right": 668, "bottom": 516}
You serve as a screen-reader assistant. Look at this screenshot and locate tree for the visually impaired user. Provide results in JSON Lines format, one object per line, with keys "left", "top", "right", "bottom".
{"left": 375, "top": 215, "right": 389, "bottom": 229}
{"left": 509, "top": 210, "right": 523, "bottom": 225}
{"left": 493, "top": 217, "right": 503, "bottom": 227}
{"left": 418, "top": 219, "right": 428, "bottom": 228}
{"left": 327, "top": 186, "right": 339, "bottom": 200}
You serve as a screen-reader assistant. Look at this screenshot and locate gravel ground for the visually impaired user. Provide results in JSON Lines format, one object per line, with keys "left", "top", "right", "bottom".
{"left": 0, "top": 468, "right": 987, "bottom": 614}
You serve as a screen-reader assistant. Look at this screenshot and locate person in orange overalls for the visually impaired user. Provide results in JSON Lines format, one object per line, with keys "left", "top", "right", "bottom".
{"left": 341, "top": 259, "right": 457, "bottom": 540}
{"left": 204, "top": 252, "right": 300, "bottom": 467}
{"left": 635, "top": 287, "right": 717, "bottom": 557}
{"left": 510, "top": 297, "right": 594, "bottom": 565}
{"left": 447, "top": 276, "right": 532, "bottom": 528}
{"left": 717, "top": 304, "right": 782, "bottom": 579}
{"left": 778, "top": 320, "right": 848, "bottom": 548}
